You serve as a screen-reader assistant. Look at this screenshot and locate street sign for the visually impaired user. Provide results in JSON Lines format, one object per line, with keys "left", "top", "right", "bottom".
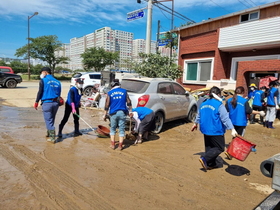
{"left": 127, "top": 9, "right": 145, "bottom": 22}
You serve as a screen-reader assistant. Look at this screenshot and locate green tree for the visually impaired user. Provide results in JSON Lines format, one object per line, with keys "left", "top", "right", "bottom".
{"left": 0, "top": 60, "right": 6, "bottom": 66}
{"left": 134, "top": 53, "right": 182, "bottom": 80}
{"left": 9, "top": 60, "right": 28, "bottom": 74}
{"left": 15, "top": 35, "right": 69, "bottom": 74}
{"left": 81, "top": 47, "right": 119, "bottom": 72}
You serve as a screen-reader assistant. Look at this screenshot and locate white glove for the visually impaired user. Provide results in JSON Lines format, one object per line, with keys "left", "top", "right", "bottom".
{"left": 276, "top": 105, "right": 280, "bottom": 110}
{"left": 259, "top": 111, "right": 265, "bottom": 117}
{"left": 231, "top": 129, "right": 238, "bottom": 137}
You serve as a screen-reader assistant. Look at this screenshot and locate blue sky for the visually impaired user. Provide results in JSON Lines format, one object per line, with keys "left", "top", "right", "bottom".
{"left": 0, "top": 0, "right": 277, "bottom": 59}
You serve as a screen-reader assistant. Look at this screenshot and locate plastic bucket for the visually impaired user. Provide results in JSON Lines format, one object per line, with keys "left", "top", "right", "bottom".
{"left": 226, "top": 136, "right": 256, "bottom": 161}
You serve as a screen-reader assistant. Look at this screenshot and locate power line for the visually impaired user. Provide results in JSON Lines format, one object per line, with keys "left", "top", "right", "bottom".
{"left": 248, "top": 0, "right": 257, "bottom": 6}
{"left": 209, "top": 0, "right": 231, "bottom": 13}
{"left": 237, "top": 0, "right": 251, "bottom": 8}
{"left": 154, "top": 1, "right": 196, "bottom": 23}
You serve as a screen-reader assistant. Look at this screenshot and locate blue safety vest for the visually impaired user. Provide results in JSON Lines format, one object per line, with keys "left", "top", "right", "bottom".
{"left": 267, "top": 87, "right": 278, "bottom": 106}
{"left": 41, "top": 75, "right": 61, "bottom": 102}
{"left": 199, "top": 99, "right": 226, "bottom": 135}
{"left": 132, "top": 107, "right": 153, "bottom": 121}
{"left": 108, "top": 87, "right": 128, "bottom": 115}
{"left": 227, "top": 95, "right": 247, "bottom": 126}
{"left": 252, "top": 90, "right": 264, "bottom": 107}
{"left": 66, "top": 86, "right": 82, "bottom": 108}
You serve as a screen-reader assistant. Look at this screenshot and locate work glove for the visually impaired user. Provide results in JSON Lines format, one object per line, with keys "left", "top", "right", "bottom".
{"left": 231, "top": 128, "right": 238, "bottom": 137}
{"left": 34, "top": 102, "right": 38, "bottom": 110}
{"left": 276, "top": 105, "right": 280, "bottom": 110}
{"left": 71, "top": 102, "right": 76, "bottom": 114}
{"left": 191, "top": 124, "right": 197, "bottom": 132}
{"left": 259, "top": 111, "right": 265, "bottom": 117}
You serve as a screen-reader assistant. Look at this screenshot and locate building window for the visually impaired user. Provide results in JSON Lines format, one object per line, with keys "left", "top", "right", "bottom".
{"left": 183, "top": 58, "right": 213, "bottom": 83}
{"left": 240, "top": 11, "right": 259, "bottom": 23}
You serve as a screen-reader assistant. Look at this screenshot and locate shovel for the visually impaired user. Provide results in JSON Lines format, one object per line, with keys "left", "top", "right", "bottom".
{"left": 74, "top": 113, "right": 95, "bottom": 131}
{"left": 126, "top": 117, "right": 136, "bottom": 142}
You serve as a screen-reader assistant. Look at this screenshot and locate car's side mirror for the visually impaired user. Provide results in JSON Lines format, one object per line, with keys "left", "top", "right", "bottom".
{"left": 185, "top": 91, "right": 190, "bottom": 97}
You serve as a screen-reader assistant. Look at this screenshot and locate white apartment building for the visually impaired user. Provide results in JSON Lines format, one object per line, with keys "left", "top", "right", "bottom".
{"left": 56, "top": 27, "right": 169, "bottom": 71}
{"left": 132, "top": 39, "right": 157, "bottom": 63}
{"left": 59, "top": 27, "right": 134, "bottom": 71}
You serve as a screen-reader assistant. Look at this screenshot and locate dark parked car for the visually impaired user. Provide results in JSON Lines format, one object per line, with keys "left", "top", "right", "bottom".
{"left": 0, "top": 72, "right": 22, "bottom": 88}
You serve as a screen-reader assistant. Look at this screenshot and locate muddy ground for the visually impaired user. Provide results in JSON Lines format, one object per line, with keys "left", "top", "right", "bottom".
{"left": 0, "top": 81, "right": 279, "bottom": 210}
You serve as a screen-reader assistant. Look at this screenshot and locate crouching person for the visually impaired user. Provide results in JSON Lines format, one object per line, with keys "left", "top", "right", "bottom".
{"left": 58, "top": 78, "right": 84, "bottom": 137}
{"left": 130, "top": 107, "right": 156, "bottom": 144}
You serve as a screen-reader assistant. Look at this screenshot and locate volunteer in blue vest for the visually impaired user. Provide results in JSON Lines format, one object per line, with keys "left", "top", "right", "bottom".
{"left": 265, "top": 81, "right": 279, "bottom": 129}
{"left": 129, "top": 106, "right": 155, "bottom": 144}
{"left": 191, "top": 86, "right": 238, "bottom": 171}
{"left": 226, "top": 86, "right": 265, "bottom": 136}
{"left": 34, "top": 67, "right": 61, "bottom": 143}
{"left": 58, "top": 78, "right": 84, "bottom": 138}
{"left": 103, "top": 79, "right": 132, "bottom": 150}
{"left": 248, "top": 83, "right": 257, "bottom": 99}
{"left": 251, "top": 86, "right": 267, "bottom": 125}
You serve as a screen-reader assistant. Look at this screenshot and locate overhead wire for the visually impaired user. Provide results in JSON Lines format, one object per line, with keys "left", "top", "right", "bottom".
{"left": 153, "top": 1, "right": 196, "bottom": 23}
{"left": 209, "top": 0, "right": 231, "bottom": 13}
{"left": 237, "top": 0, "right": 251, "bottom": 8}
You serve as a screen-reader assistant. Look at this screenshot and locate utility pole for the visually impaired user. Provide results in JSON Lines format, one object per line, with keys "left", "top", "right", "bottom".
{"left": 156, "top": 20, "right": 160, "bottom": 54}
{"left": 145, "top": 0, "right": 152, "bottom": 54}
{"left": 169, "top": 0, "right": 174, "bottom": 61}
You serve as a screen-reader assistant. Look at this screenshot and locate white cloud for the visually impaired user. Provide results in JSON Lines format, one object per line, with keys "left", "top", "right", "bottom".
{"left": 0, "top": 0, "right": 277, "bottom": 24}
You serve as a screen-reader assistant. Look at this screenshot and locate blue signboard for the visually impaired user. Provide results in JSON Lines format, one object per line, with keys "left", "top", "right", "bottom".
{"left": 127, "top": 9, "right": 145, "bottom": 22}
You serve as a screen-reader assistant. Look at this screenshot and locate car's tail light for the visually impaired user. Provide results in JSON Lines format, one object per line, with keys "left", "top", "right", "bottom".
{"left": 137, "top": 95, "right": 150, "bottom": 107}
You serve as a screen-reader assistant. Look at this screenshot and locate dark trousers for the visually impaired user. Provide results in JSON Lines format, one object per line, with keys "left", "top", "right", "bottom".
{"left": 234, "top": 125, "right": 246, "bottom": 136}
{"left": 138, "top": 112, "right": 155, "bottom": 135}
{"left": 59, "top": 103, "right": 80, "bottom": 131}
{"left": 203, "top": 135, "right": 225, "bottom": 167}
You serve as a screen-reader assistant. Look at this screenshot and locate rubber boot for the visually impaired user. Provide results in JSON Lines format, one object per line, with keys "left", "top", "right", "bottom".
{"left": 265, "top": 121, "right": 269, "bottom": 128}
{"left": 58, "top": 124, "right": 63, "bottom": 138}
{"left": 45, "top": 130, "right": 50, "bottom": 137}
{"left": 117, "top": 142, "right": 123, "bottom": 151}
{"left": 268, "top": 122, "right": 275, "bottom": 129}
{"left": 259, "top": 116, "right": 264, "bottom": 125}
{"left": 47, "top": 130, "right": 56, "bottom": 144}
{"left": 250, "top": 114, "right": 255, "bottom": 124}
{"left": 74, "top": 124, "right": 82, "bottom": 136}
{"left": 110, "top": 141, "right": 115, "bottom": 150}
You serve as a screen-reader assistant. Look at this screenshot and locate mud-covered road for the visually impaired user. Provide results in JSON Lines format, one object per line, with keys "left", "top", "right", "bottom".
{"left": 0, "top": 81, "right": 279, "bottom": 210}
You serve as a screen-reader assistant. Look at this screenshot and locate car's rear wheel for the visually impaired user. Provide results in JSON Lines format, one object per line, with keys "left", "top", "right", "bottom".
{"left": 5, "top": 79, "right": 17, "bottom": 88}
{"left": 83, "top": 86, "right": 97, "bottom": 96}
{"left": 153, "top": 112, "right": 164, "bottom": 134}
{"left": 187, "top": 105, "right": 197, "bottom": 122}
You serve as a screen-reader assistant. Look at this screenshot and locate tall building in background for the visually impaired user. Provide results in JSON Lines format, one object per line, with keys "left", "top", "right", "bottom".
{"left": 56, "top": 27, "right": 162, "bottom": 71}
{"left": 132, "top": 39, "right": 157, "bottom": 63}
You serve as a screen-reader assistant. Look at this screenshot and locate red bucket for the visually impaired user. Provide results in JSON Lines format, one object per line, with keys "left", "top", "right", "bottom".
{"left": 226, "top": 136, "right": 256, "bottom": 161}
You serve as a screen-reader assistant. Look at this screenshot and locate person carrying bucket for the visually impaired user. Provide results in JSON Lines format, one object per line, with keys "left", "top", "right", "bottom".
{"left": 224, "top": 86, "right": 265, "bottom": 160}
{"left": 58, "top": 78, "right": 84, "bottom": 138}
{"left": 191, "top": 86, "right": 238, "bottom": 171}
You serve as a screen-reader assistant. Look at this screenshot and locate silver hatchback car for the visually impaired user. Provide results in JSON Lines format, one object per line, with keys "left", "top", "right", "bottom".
{"left": 121, "top": 77, "right": 197, "bottom": 133}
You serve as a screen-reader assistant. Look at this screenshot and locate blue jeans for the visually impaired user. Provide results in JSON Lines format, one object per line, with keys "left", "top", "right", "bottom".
{"left": 110, "top": 110, "right": 126, "bottom": 137}
{"left": 42, "top": 102, "right": 59, "bottom": 130}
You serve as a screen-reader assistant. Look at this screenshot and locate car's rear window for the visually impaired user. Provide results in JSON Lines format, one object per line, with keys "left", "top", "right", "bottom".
{"left": 73, "top": 73, "right": 83, "bottom": 78}
{"left": 121, "top": 80, "right": 149, "bottom": 93}
{"left": 89, "top": 74, "right": 101, "bottom": 79}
